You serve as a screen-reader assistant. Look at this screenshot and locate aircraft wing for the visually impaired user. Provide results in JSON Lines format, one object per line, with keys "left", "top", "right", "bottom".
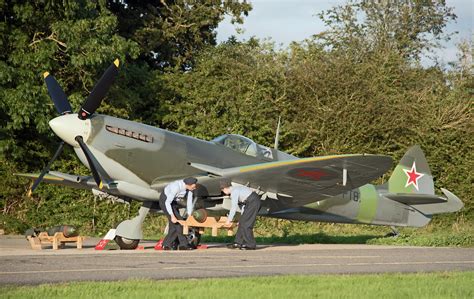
{"left": 190, "top": 154, "right": 392, "bottom": 208}
{"left": 15, "top": 171, "right": 95, "bottom": 190}
{"left": 15, "top": 171, "right": 162, "bottom": 202}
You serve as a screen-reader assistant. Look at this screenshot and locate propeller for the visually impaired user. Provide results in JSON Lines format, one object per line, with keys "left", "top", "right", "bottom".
{"left": 75, "top": 136, "right": 112, "bottom": 189}
{"left": 43, "top": 73, "right": 72, "bottom": 114}
{"left": 29, "top": 59, "right": 120, "bottom": 194}
{"left": 78, "top": 59, "right": 120, "bottom": 120}
{"left": 28, "top": 141, "right": 65, "bottom": 196}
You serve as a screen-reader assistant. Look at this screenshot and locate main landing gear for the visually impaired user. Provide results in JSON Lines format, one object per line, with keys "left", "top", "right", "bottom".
{"left": 112, "top": 201, "right": 202, "bottom": 250}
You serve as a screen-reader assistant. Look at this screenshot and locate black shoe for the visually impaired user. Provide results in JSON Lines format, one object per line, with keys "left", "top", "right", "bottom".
{"left": 239, "top": 245, "right": 256, "bottom": 250}
{"left": 178, "top": 245, "right": 194, "bottom": 250}
{"left": 226, "top": 243, "right": 241, "bottom": 249}
{"left": 162, "top": 245, "right": 175, "bottom": 250}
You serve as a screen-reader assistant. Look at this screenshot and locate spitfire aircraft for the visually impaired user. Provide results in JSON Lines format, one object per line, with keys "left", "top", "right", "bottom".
{"left": 18, "top": 60, "right": 464, "bottom": 249}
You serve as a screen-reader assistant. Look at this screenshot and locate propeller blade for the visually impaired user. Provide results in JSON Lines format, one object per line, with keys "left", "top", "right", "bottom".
{"left": 75, "top": 136, "right": 111, "bottom": 189}
{"left": 43, "top": 72, "right": 72, "bottom": 115}
{"left": 78, "top": 59, "right": 120, "bottom": 120}
{"left": 29, "top": 141, "right": 65, "bottom": 195}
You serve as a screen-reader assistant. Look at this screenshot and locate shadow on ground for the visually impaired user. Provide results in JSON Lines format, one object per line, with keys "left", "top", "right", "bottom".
{"left": 202, "top": 232, "right": 385, "bottom": 245}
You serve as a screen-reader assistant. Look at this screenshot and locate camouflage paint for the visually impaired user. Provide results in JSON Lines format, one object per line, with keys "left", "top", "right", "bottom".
{"left": 94, "top": 115, "right": 272, "bottom": 185}
{"left": 387, "top": 145, "right": 434, "bottom": 195}
{"left": 356, "top": 184, "right": 378, "bottom": 223}
{"left": 238, "top": 154, "right": 357, "bottom": 173}
{"left": 88, "top": 115, "right": 105, "bottom": 143}
{"left": 388, "top": 164, "right": 415, "bottom": 194}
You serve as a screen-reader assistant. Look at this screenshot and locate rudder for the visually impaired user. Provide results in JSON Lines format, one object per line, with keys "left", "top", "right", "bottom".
{"left": 387, "top": 145, "right": 434, "bottom": 195}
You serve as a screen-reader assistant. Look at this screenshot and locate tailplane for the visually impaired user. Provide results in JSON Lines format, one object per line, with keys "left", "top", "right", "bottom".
{"left": 411, "top": 188, "right": 464, "bottom": 215}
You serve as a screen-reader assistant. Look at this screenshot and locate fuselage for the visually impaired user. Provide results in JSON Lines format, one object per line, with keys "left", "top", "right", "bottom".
{"left": 51, "top": 114, "right": 295, "bottom": 190}
{"left": 49, "top": 113, "right": 430, "bottom": 227}
{"left": 273, "top": 187, "right": 430, "bottom": 227}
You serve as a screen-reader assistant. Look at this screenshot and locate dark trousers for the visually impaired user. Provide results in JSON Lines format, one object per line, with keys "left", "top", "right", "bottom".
{"left": 159, "top": 192, "right": 188, "bottom": 247}
{"left": 234, "top": 192, "right": 261, "bottom": 248}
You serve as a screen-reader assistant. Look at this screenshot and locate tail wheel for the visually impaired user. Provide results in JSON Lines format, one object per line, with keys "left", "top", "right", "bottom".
{"left": 115, "top": 236, "right": 140, "bottom": 250}
{"left": 187, "top": 227, "right": 201, "bottom": 248}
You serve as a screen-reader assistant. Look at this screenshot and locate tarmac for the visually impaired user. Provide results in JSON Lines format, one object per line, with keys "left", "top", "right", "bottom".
{"left": 0, "top": 235, "right": 473, "bottom": 285}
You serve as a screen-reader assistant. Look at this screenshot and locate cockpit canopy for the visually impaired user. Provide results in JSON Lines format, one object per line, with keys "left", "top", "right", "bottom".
{"left": 211, "top": 134, "right": 273, "bottom": 159}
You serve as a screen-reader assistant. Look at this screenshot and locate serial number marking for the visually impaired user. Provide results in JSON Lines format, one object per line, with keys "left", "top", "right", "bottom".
{"left": 342, "top": 190, "right": 360, "bottom": 202}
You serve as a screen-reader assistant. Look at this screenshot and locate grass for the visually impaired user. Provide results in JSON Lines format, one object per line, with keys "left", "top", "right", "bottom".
{"left": 367, "top": 231, "right": 473, "bottom": 247}
{"left": 1, "top": 272, "right": 473, "bottom": 299}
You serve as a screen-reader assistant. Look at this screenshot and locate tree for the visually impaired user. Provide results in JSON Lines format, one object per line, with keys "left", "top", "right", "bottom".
{"left": 161, "top": 39, "right": 287, "bottom": 145}
{"left": 105, "top": 0, "right": 253, "bottom": 125}
{"left": 0, "top": 0, "right": 253, "bottom": 233}
{"left": 160, "top": 1, "right": 471, "bottom": 224}
{"left": 316, "top": 0, "right": 457, "bottom": 60}
{"left": 0, "top": 0, "right": 138, "bottom": 231}
{"left": 107, "top": 0, "right": 251, "bottom": 70}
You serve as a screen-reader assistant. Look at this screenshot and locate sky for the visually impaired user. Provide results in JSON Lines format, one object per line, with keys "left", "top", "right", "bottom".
{"left": 217, "top": 0, "right": 473, "bottom": 66}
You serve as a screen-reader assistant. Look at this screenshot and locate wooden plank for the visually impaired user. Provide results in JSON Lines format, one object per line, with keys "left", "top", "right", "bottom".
{"left": 28, "top": 232, "right": 85, "bottom": 250}
{"left": 177, "top": 216, "right": 235, "bottom": 237}
{"left": 26, "top": 236, "right": 42, "bottom": 250}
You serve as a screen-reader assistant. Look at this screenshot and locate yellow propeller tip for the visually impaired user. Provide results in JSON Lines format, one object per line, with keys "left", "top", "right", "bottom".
{"left": 114, "top": 59, "right": 120, "bottom": 67}
{"left": 99, "top": 181, "right": 103, "bottom": 189}
{"left": 43, "top": 72, "right": 50, "bottom": 79}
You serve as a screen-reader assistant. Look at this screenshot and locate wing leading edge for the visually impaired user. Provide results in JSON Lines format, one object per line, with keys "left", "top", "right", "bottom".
{"left": 15, "top": 172, "right": 95, "bottom": 190}
{"left": 15, "top": 172, "right": 162, "bottom": 202}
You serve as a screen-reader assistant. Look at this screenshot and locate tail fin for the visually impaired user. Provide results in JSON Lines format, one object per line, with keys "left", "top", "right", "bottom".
{"left": 385, "top": 146, "right": 464, "bottom": 215}
{"left": 387, "top": 145, "right": 434, "bottom": 195}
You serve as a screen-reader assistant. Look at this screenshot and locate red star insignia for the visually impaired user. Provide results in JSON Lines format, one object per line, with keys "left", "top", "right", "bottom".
{"left": 403, "top": 162, "right": 425, "bottom": 191}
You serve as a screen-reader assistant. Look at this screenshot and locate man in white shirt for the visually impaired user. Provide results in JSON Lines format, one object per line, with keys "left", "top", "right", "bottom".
{"left": 159, "top": 177, "right": 197, "bottom": 250}
{"left": 221, "top": 179, "right": 261, "bottom": 250}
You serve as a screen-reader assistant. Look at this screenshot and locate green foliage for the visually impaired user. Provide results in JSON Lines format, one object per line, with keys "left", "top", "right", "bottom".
{"left": 0, "top": 213, "right": 28, "bottom": 234}
{"left": 0, "top": 1, "right": 251, "bottom": 235}
{"left": 108, "top": 0, "right": 252, "bottom": 70}
{"left": 317, "top": 0, "right": 457, "bottom": 60}
{"left": 161, "top": 39, "right": 287, "bottom": 144}
{"left": 368, "top": 220, "right": 474, "bottom": 247}
{"left": 368, "top": 232, "right": 473, "bottom": 247}
{"left": 159, "top": 1, "right": 472, "bottom": 227}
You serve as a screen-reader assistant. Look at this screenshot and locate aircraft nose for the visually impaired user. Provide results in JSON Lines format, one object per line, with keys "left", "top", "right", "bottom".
{"left": 48, "top": 116, "right": 63, "bottom": 136}
{"left": 49, "top": 114, "right": 91, "bottom": 147}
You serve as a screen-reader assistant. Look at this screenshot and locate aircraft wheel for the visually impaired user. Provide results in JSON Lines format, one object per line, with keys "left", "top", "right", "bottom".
{"left": 187, "top": 227, "right": 201, "bottom": 248}
{"left": 115, "top": 236, "right": 140, "bottom": 250}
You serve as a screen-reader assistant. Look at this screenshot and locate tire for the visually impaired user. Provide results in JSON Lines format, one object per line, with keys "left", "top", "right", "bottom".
{"left": 187, "top": 227, "right": 201, "bottom": 248}
{"left": 115, "top": 235, "right": 140, "bottom": 250}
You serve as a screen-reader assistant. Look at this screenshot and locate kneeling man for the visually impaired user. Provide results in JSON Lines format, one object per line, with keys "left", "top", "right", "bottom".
{"left": 220, "top": 179, "right": 261, "bottom": 250}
